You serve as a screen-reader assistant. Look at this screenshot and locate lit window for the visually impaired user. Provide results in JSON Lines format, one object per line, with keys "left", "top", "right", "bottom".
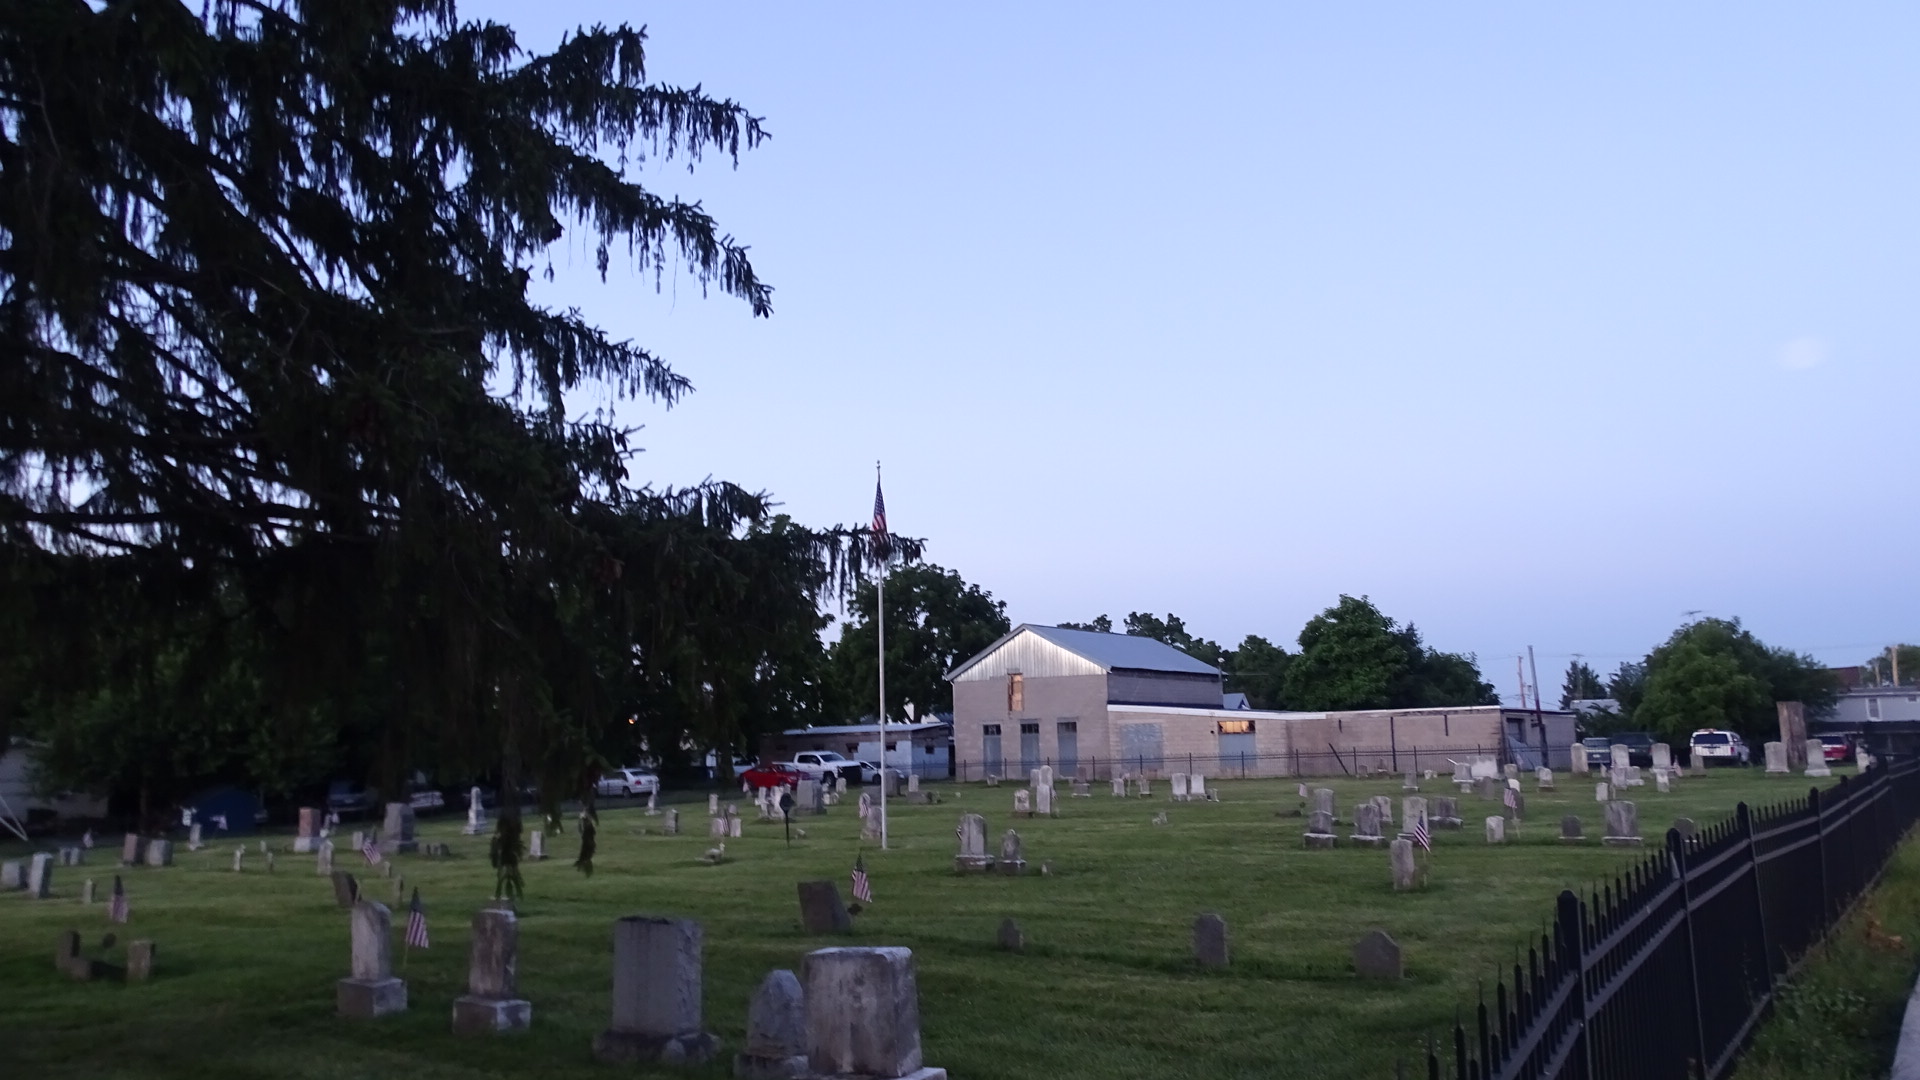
{"left": 1219, "top": 720, "right": 1255, "bottom": 735}
{"left": 1009, "top": 673, "right": 1024, "bottom": 711}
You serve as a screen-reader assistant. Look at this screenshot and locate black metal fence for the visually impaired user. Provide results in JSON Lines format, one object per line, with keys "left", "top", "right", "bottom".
{"left": 950, "top": 746, "right": 1512, "bottom": 783}
{"left": 1422, "top": 755, "right": 1920, "bottom": 1080}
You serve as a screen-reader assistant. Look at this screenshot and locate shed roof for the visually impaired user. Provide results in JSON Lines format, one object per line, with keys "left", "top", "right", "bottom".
{"left": 945, "top": 624, "right": 1222, "bottom": 682}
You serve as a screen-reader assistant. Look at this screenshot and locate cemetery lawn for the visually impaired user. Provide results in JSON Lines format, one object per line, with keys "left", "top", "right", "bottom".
{"left": 1728, "top": 830, "right": 1920, "bottom": 1080}
{"left": 0, "top": 769, "right": 1877, "bottom": 1080}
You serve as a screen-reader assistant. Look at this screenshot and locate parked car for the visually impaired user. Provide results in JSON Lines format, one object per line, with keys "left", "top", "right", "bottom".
{"left": 1817, "top": 734, "right": 1850, "bottom": 763}
{"left": 742, "top": 761, "right": 807, "bottom": 790}
{"left": 1614, "top": 732, "right": 1656, "bottom": 767}
{"left": 325, "top": 780, "right": 373, "bottom": 819}
{"left": 595, "top": 767, "right": 661, "bottom": 798}
{"left": 788, "top": 750, "right": 869, "bottom": 783}
{"left": 408, "top": 784, "right": 446, "bottom": 812}
{"left": 1689, "top": 729, "right": 1749, "bottom": 766}
{"left": 1579, "top": 737, "right": 1613, "bottom": 769}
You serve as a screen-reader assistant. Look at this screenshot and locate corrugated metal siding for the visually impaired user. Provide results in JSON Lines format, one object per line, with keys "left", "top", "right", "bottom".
{"left": 952, "top": 628, "right": 1105, "bottom": 681}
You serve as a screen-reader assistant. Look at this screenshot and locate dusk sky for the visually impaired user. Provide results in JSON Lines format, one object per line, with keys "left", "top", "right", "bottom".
{"left": 465, "top": 2, "right": 1917, "bottom": 697}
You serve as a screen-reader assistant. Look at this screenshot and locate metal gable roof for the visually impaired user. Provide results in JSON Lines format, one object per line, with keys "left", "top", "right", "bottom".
{"left": 945, "top": 624, "right": 1222, "bottom": 681}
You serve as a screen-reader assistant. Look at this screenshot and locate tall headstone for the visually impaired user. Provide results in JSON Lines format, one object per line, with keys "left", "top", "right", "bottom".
{"left": 1304, "top": 810, "right": 1337, "bottom": 849}
{"left": 1401, "top": 796, "right": 1428, "bottom": 834}
{"left": 1560, "top": 815, "right": 1584, "bottom": 843}
{"left": 119, "top": 833, "right": 144, "bottom": 866}
{"left": 1170, "top": 773, "right": 1190, "bottom": 802}
{"left": 1012, "top": 790, "right": 1032, "bottom": 818}
{"left": 861, "top": 807, "right": 882, "bottom": 844}
{"left": 1536, "top": 767, "right": 1555, "bottom": 791}
{"left": 1349, "top": 803, "right": 1386, "bottom": 847}
{"left": 528, "top": 830, "right": 546, "bottom": 861}
{"left": 1595, "top": 782, "right": 1611, "bottom": 802}
{"left": 1389, "top": 838, "right": 1418, "bottom": 891}
{"left": 1192, "top": 914, "right": 1229, "bottom": 968}
{"left": 337, "top": 900, "right": 408, "bottom": 1018}
{"left": 735, "top": 969, "right": 808, "bottom": 1080}
{"left": 1778, "top": 702, "right": 1809, "bottom": 770}
{"left": 1191, "top": 774, "right": 1207, "bottom": 800}
{"left": 464, "top": 787, "right": 489, "bottom": 836}
{"left": 996, "top": 830, "right": 1027, "bottom": 875}
{"left": 1311, "top": 788, "right": 1336, "bottom": 820}
{"left": 997, "top": 918, "right": 1026, "bottom": 952}
{"left": 1402, "top": 771, "right": 1419, "bottom": 792}
{"left": 453, "top": 908, "right": 533, "bottom": 1035}
{"left": 1656, "top": 772, "right": 1671, "bottom": 794}
{"left": 233, "top": 846, "right": 245, "bottom": 872}
{"left": 1764, "top": 741, "right": 1789, "bottom": 774}
{"left": 27, "top": 852, "right": 53, "bottom": 899}
{"left": 709, "top": 793, "right": 722, "bottom": 816}
{"left": 1603, "top": 801, "right": 1641, "bottom": 846}
{"left": 1570, "top": 744, "right": 1589, "bottom": 775}
{"left": 1432, "top": 797, "right": 1462, "bottom": 828}
{"left": 1111, "top": 777, "right": 1126, "bottom": 797}
{"left": 906, "top": 774, "right": 920, "bottom": 794}
{"left": 330, "top": 870, "right": 359, "bottom": 907}
{"left": 797, "top": 881, "right": 853, "bottom": 934}
{"left": 294, "top": 807, "right": 322, "bottom": 854}
{"left": 380, "top": 803, "right": 419, "bottom": 855}
{"left": 127, "top": 940, "right": 157, "bottom": 982}
{"left": 664, "top": 809, "right": 680, "bottom": 836}
{"left": 1353, "top": 929, "right": 1403, "bottom": 979}
{"left": 1485, "top": 816, "right": 1505, "bottom": 844}
{"left": 1033, "top": 780, "right": 1053, "bottom": 818}
{"left": 187, "top": 822, "right": 204, "bottom": 851}
{"left": 592, "top": 916, "right": 718, "bottom": 1064}
{"left": 801, "top": 947, "right": 942, "bottom": 1079}
{"left": 953, "top": 813, "right": 994, "bottom": 872}
{"left": 1651, "top": 743, "right": 1673, "bottom": 771}
{"left": 1370, "top": 794, "right": 1394, "bottom": 826}
{"left": 316, "top": 840, "right": 334, "bottom": 875}
{"left": 145, "top": 839, "right": 173, "bottom": 867}
{"left": 1134, "top": 776, "right": 1152, "bottom": 798}
{"left": 1804, "top": 739, "right": 1832, "bottom": 778}
{"left": 730, "top": 817, "right": 743, "bottom": 839}
{"left": 1451, "top": 761, "right": 1472, "bottom": 787}
{"left": 1610, "top": 745, "right": 1631, "bottom": 772}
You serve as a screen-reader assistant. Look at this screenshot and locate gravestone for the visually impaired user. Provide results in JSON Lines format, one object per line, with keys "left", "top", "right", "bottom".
{"left": 647, "top": 791, "right": 660, "bottom": 814}
{"left": 1012, "top": 790, "right": 1032, "bottom": 818}
{"left": 1038, "top": 764, "right": 1054, "bottom": 792}
{"left": 906, "top": 774, "right": 920, "bottom": 794}
{"left": 188, "top": 822, "right": 203, "bottom": 851}
{"left": 1353, "top": 929, "right": 1403, "bottom": 979}
{"left": 1779, "top": 702, "right": 1809, "bottom": 770}
{"left": 1804, "top": 739, "right": 1831, "bottom": 778}
{"left": 381, "top": 803, "right": 419, "bottom": 855}
{"left": 1071, "top": 780, "right": 1091, "bottom": 797}
{"left": 1672, "top": 817, "right": 1698, "bottom": 843}
{"left": 1471, "top": 757, "right": 1499, "bottom": 780}
{"left": 294, "top": 807, "right": 322, "bottom": 854}
{"left": 710, "top": 793, "right": 721, "bottom": 816}
{"left": 354, "top": 830, "right": 367, "bottom": 852}
{"left": 956, "top": 810, "right": 998, "bottom": 868}
{"left": 1191, "top": 774, "right": 1207, "bottom": 800}
{"left": 735, "top": 969, "right": 808, "bottom": 1080}
{"left": 144, "top": 839, "right": 173, "bottom": 868}
{"left": 1111, "top": 777, "right": 1126, "bottom": 797}
{"left": 316, "top": 840, "right": 334, "bottom": 875}
{"left": 592, "top": 916, "right": 718, "bottom": 1064}
{"left": 233, "top": 847, "right": 245, "bottom": 872}
{"left": 730, "top": 817, "right": 744, "bottom": 839}
{"left": 861, "top": 807, "right": 882, "bottom": 844}
{"left": 528, "top": 830, "right": 545, "bottom": 861}
{"left": 1503, "top": 763, "right": 1518, "bottom": 779}
{"left": 128, "top": 940, "right": 156, "bottom": 982}
{"left": 1433, "top": 797, "right": 1462, "bottom": 828}
{"left": 996, "top": 830, "right": 1027, "bottom": 875}
{"left": 1625, "top": 766, "right": 1643, "bottom": 787}
{"left": 27, "top": 852, "right": 53, "bottom": 898}
{"left": 801, "top": 947, "right": 943, "bottom": 1079}
{"left": 464, "top": 787, "right": 489, "bottom": 836}
{"left": 1170, "top": 773, "right": 1190, "bottom": 802}
{"left": 1504, "top": 791, "right": 1525, "bottom": 822}
{"left": 1401, "top": 796, "right": 1428, "bottom": 836}
{"left": 1304, "top": 810, "right": 1337, "bottom": 850}
{"left": 1691, "top": 758, "right": 1707, "bottom": 777}
{"left": 997, "top": 918, "right": 1025, "bottom": 952}
{"left": 1610, "top": 744, "right": 1630, "bottom": 772}
{"left": 797, "top": 881, "right": 853, "bottom": 934}
{"left": 1403, "top": 772, "right": 1419, "bottom": 792}
{"left": 1475, "top": 777, "right": 1496, "bottom": 801}
{"left": 1595, "top": 782, "right": 1610, "bottom": 803}
{"left": 1349, "top": 803, "right": 1386, "bottom": 847}
{"left": 1651, "top": 743, "right": 1673, "bottom": 771}
{"left": 1603, "top": 801, "right": 1641, "bottom": 846}
{"left": 1656, "top": 771, "right": 1671, "bottom": 794}
{"left": 712, "top": 816, "right": 729, "bottom": 839}
{"left": 453, "top": 908, "right": 533, "bottom": 1036}
{"left": 1135, "top": 776, "right": 1152, "bottom": 798}
{"left": 1485, "top": 816, "right": 1506, "bottom": 844}
{"left": 1389, "top": 838, "right": 1419, "bottom": 891}
{"left": 664, "top": 809, "right": 680, "bottom": 836}
{"left": 336, "top": 900, "right": 409, "bottom": 1018}
{"left": 1311, "top": 788, "right": 1336, "bottom": 821}
{"left": 1451, "top": 761, "right": 1471, "bottom": 787}
{"left": 1560, "top": 816, "right": 1584, "bottom": 843}
{"left": 1151, "top": 811, "right": 1169, "bottom": 826}
{"left": 1570, "top": 743, "right": 1589, "bottom": 775}
{"left": 60, "top": 847, "right": 83, "bottom": 866}
{"left": 1033, "top": 780, "right": 1054, "bottom": 818}
{"left": 330, "top": 870, "right": 360, "bottom": 908}
{"left": 1763, "top": 741, "right": 1789, "bottom": 774}
{"left": 81, "top": 878, "right": 95, "bottom": 904}
{"left": 1536, "top": 767, "right": 1555, "bottom": 791}
{"left": 1192, "top": 914, "right": 1229, "bottom": 968}
{"left": 119, "top": 834, "right": 143, "bottom": 866}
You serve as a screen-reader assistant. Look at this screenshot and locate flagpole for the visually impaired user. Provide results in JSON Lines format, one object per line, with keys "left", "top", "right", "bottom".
{"left": 876, "top": 461, "right": 888, "bottom": 852}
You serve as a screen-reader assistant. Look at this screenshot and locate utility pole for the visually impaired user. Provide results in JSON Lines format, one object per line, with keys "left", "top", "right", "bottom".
{"left": 1516, "top": 656, "right": 1529, "bottom": 710}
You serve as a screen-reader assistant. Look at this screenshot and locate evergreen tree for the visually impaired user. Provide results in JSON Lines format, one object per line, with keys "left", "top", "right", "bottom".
{"left": 1559, "top": 660, "right": 1607, "bottom": 709}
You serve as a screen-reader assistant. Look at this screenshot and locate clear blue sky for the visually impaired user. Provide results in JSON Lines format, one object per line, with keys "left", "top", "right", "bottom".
{"left": 465, "top": 2, "right": 1916, "bottom": 697}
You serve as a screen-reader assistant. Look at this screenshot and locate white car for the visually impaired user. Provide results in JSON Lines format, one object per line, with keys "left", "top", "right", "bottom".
{"left": 595, "top": 768, "right": 661, "bottom": 797}
{"left": 788, "top": 751, "right": 872, "bottom": 783}
{"left": 1689, "top": 729, "right": 1749, "bottom": 766}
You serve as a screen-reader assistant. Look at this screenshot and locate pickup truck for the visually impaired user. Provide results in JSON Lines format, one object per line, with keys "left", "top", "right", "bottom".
{"left": 787, "top": 751, "right": 876, "bottom": 784}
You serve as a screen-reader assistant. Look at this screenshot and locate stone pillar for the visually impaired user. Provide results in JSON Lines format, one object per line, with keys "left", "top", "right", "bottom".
{"left": 337, "top": 900, "right": 408, "bottom": 1018}
{"left": 464, "top": 787, "right": 489, "bottom": 835}
{"left": 294, "top": 807, "right": 322, "bottom": 854}
{"left": 381, "top": 803, "right": 419, "bottom": 855}
{"left": 592, "top": 916, "right": 717, "bottom": 1064}
{"left": 734, "top": 969, "right": 808, "bottom": 1079}
{"left": 452, "top": 908, "right": 532, "bottom": 1035}
{"left": 1778, "top": 702, "right": 1809, "bottom": 770}
{"left": 803, "top": 947, "right": 943, "bottom": 1079}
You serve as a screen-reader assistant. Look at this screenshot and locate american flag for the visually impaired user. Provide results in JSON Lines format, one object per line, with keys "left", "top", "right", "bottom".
{"left": 404, "top": 888, "right": 429, "bottom": 950}
{"left": 871, "top": 474, "right": 889, "bottom": 550}
{"left": 107, "top": 875, "right": 129, "bottom": 924}
{"left": 851, "top": 854, "right": 873, "bottom": 904}
{"left": 1503, "top": 786, "right": 1517, "bottom": 809}
{"left": 1411, "top": 811, "right": 1431, "bottom": 852}
{"left": 361, "top": 838, "right": 382, "bottom": 866}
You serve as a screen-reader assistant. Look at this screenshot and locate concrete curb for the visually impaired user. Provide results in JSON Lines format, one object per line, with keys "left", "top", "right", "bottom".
{"left": 1891, "top": 968, "right": 1920, "bottom": 1080}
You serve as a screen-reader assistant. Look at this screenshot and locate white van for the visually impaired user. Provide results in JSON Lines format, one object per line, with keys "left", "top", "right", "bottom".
{"left": 1689, "top": 729, "right": 1749, "bottom": 766}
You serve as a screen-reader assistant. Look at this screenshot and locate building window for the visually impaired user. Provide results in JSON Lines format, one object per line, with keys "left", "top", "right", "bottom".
{"left": 983, "top": 724, "right": 1003, "bottom": 776}
{"left": 1019, "top": 722, "right": 1040, "bottom": 773}
{"left": 1868, "top": 698, "right": 1882, "bottom": 720}
{"left": 1008, "top": 673, "right": 1024, "bottom": 711}
{"left": 1057, "top": 720, "right": 1079, "bottom": 776}
{"left": 1219, "top": 720, "right": 1255, "bottom": 735}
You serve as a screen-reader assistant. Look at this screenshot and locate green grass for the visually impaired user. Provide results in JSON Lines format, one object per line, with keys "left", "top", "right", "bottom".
{"left": 1730, "top": 829, "right": 1920, "bottom": 1080}
{"left": 0, "top": 769, "right": 1867, "bottom": 1080}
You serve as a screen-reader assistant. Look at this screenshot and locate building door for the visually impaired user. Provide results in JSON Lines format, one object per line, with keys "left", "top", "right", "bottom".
{"left": 982, "top": 724, "right": 1003, "bottom": 779}
{"left": 1019, "top": 722, "right": 1040, "bottom": 774}
{"left": 1056, "top": 720, "right": 1078, "bottom": 777}
{"left": 1218, "top": 719, "right": 1255, "bottom": 776}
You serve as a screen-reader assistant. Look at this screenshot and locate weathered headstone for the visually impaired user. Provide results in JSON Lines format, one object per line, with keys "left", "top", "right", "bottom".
{"left": 1349, "top": 803, "right": 1386, "bottom": 847}
{"left": 1610, "top": 744, "right": 1630, "bottom": 772}
{"left": 1656, "top": 771, "right": 1671, "bottom": 793}
{"left": 1311, "top": 788, "right": 1336, "bottom": 820}
{"left": 1503, "top": 762, "right": 1518, "bottom": 779}
{"left": 119, "top": 833, "right": 144, "bottom": 866}
{"left": 1401, "top": 796, "right": 1428, "bottom": 835}
{"left": 1804, "top": 739, "right": 1831, "bottom": 778}
{"left": 996, "top": 830, "right": 1026, "bottom": 875}
{"left": 1192, "top": 914, "right": 1229, "bottom": 968}
{"left": 997, "top": 917, "right": 1025, "bottom": 952}
{"left": 1033, "top": 779, "right": 1054, "bottom": 818}
{"left": 729, "top": 817, "right": 744, "bottom": 839}
{"left": 709, "top": 793, "right": 722, "bottom": 816}
{"left": 664, "top": 809, "right": 680, "bottom": 836}
{"left": 1389, "top": 838, "right": 1419, "bottom": 891}
{"left": 1764, "top": 741, "right": 1788, "bottom": 774}
{"left": 1536, "top": 767, "right": 1555, "bottom": 791}
{"left": 1451, "top": 761, "right": 1471, "bottom": 787}
{"left": 463, "top": 787, "right": 489, "bottom": 836}
{"left": 1625, "top": 766, "right": 1643, "bottom": 787}
{"left": 1111, "top": 777, "right": 1126, "bottom": 797}
{"left": 906, "top": 774, "right": 920, "bottom": 794}
{"left": 294, "top": 807, "right": 322, "bottom": 853}
{"left": 1191, "top": 774, "right": 1207, "bottom": 800}
{"left": 27, "top": 852, "right": 53, "bottom": 898}
{"left": 1485, "top": 816, "right": 1506, "bottom": 844}
{"left": 316, "top": 839, "right": 334, "bottom": 875}
{"left": 233, "top": 847, "right": 245, "bottom": 872}
{"left": 1135, "top": 776, "right": 1152, "bottom": 798}
{"left": 861, "top": 807, "right": 882, "bottom": 843}
{"left": 330, "top": 870, "right": 359, "bottom": 908}
{"left": 952, "top": 813, "right": 993, "bottom": 872}
{"left": 592, "top": 916, "right": 718, "bottom": 1064}
{"left": 1403, "top": 772, "right": 1419, "bottom": 792}
{"left": 801, "top": 947, "right": 941, "bottom": 1079}
{"left": 1603, "top": 801, "right": 1641, "bottom": 846}
{"left": 735, "top": 969, "right": 808, "bottom": 1079}
{"left": 452, "top": 908, "right": 533, "bottom": 1036}
{"left": 1151, "top": 810, "right": 1169, "bottom": 826}
{"left": 1570, "top": 743, "right": 1589, "bottom": 775}
{"left": 1170, "top": 773, "right": 1190, "bottom": 802}
{"left": 711, "top": 816, "right": 729, "bottom": 840}
{"left": 1370, "top": 794, "right": 1394, "bottom": 826}
{"left": 1475, "top": 777, "right": 1496, "bottom": 801}
{"left": 381, "top": 802, "right": 419, "bottom": 855}
{"left": 1779, "top": 702, "right": 1809, "bottom": 770}
{"left": 81, "top": 878, "right": 95, "bottom": 904}
{"left": 1595, "top": 782, "right": 1611, "bottom": 803}
{"left": 1012, "top": 789, "right": 1032, "bottom": 818}
{"left": 527, "top": 829, "right": 545, "bottom": 861}
{"left": 1432, "top": 796, "right": 1462, "bottom": 828}
{"left": 144, "top": 839, "right": 173, "bottom": 868}
{"left": 127, "top": 940, "right": 156, "bottom": 982}
{"left": 1560, "top": 815, "right": 1584, "bottom": 843}
{"left": 1672, "top": 817, "right": 1698, "bottom": 843}
{"left": 1651, "top": 743, "right": 1672, "bottom": 771}
{"left": 187, "top": 822, "right": 204, "bottom": 851}
{"left": 797, "top": 881, "right": 853, "bottom": 935}
{"left": 1353, "top": 929, "right": 1402, "bottom": 979}
{"left": 1071, "top": 780, "right": 1091, "bottom": 797}
{"left": 1304, "top": 810, "right": 1337, "bottom": 849}
{"left": 337, "top": 900, "right": 408, "bottom": 1018}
